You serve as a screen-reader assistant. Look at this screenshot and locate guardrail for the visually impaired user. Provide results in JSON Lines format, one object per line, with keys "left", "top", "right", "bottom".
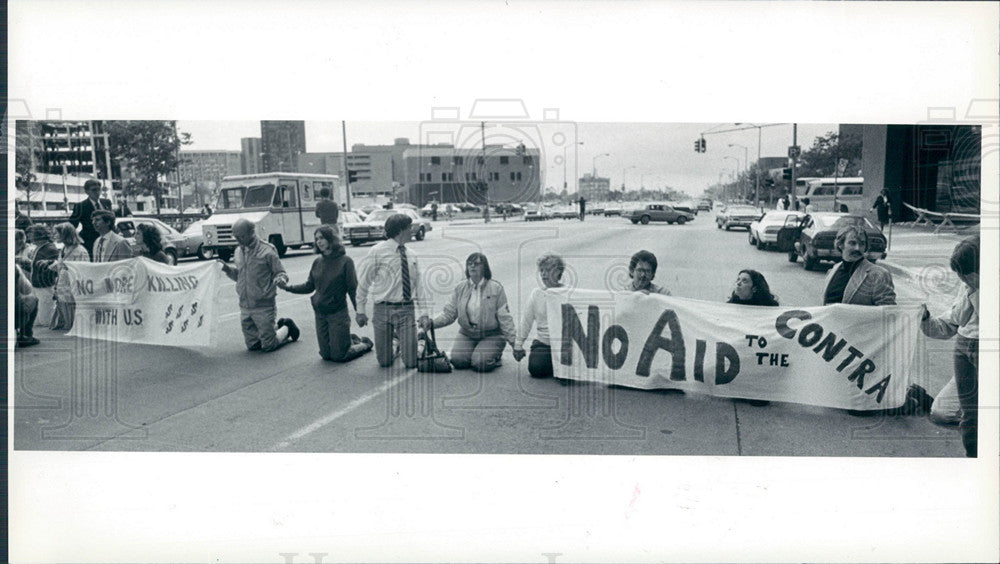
{"left": 902, "top": 202, "right": 980, "bottom": 234}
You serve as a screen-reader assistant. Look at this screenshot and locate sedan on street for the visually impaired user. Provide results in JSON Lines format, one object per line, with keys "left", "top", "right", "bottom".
{"left": 716, "top": 205, "right": 763, "bottom": 231}
{"left": 780, "top": 213, "right": 887, "bottom": 270}
{"left": 343, "top": 208, "right": 433, "bottom": 246}
{"left": 117, "top": 217, "right": 199, "bottom": 264}
{"left": 627, "top": 203, "right": 695, "bottom": 225}
{"left": 748, "top": 210, "right": 805, "bottom": 250}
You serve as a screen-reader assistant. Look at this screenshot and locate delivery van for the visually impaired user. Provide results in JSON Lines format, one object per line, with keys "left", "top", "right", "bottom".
{"left": 202, "top": 173, "right": 344, "bottom": 261}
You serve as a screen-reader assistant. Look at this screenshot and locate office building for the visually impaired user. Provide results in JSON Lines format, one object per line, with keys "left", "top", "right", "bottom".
{"left": 578, "top": 173, "right": 611, "bottom": 201}
{"left": 261, "top": 121, "right": 306, "bottom": 172}
{"left": 403, "top": 144, "right": 542, "bottom": 206}
{"left": 241, "top": 137, "right": 263, "bottom": 174}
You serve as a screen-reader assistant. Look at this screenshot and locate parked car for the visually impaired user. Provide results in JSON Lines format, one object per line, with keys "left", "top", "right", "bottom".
{"left": 339, "top": 210, "right": 364, "bottom": 228}
{"left": 359, "top": 204, "right": 381, "bottom": 215}
{"left": 420, "top": 202, "right": 460, "bottom": 217}
{"left": 117, "top": 217, "right": 200, "bottom": 264}
{"left": 494, "top": 203, "right": 523, "bottom": 215}
{"left": 780, "top": 213, "right": 887, "bottom": 270}
{"left": 716, "top": 205, "right": 763, "bottom": 231}
{"left": 523, "top": 205, "right": 550, "bottom": 221}
{"left": 587, "top": 205, "right": 605, "bottom": 215}
{"left": 673, "top": 204, "right": 697, "bottom": 216}
{"left": 603, "top": 205, "right": 624, "bottom": 217}
{"left": 342, "top": 208, "right": 432, "bottom": 246}
{"left": 748, "top": 210, "right": 805, "bottom": 250}
{"left": 180, "top": 219, "right": 215, "bottom": 260}
{"left": 627, "top": 203, "right": 695, "bottom": 225}
{"left": 396, "top": 203, "right": 419, "bottom": 212}
{"left": 697, "top": 199, "right": 713, "bottom": 211}
{"left": 555, "top": 207, "right": 579, "bottom": 219}
{"left": 456, "top": 202, "right": 481, "bottom": 213}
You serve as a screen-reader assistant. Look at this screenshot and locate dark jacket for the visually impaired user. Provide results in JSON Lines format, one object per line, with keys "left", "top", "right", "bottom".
{"left": 284, "top": 246, "right": 358, "bottom": 314}
{"left": 69, "top": 197, "right": 114, "bottom": 246}
{"left": 30, "top": 242, "right": 60, "bottom": 288}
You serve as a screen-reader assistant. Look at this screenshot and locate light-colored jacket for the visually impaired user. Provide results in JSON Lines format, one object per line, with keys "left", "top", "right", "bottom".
{"left": 823, "top": 258, "right": 896, "bottom": 306}
{"left": 230, "top": 238, "right": 288, "bottom": 309}
{"left": 433, "top": 278, "right": 516, "bottom": 343}
{"left": 93, "top": 231, "right": 133, "bottom": 263}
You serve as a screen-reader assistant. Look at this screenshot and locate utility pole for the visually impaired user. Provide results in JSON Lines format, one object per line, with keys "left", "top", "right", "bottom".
{"left": 790, "top": 124, "right": 798, "bottom": 210}
{"left": 342, "top": 121, "right": 352, "bottom": 211}
{"left": 481, "top": 121, "right": 490, "bottom": 223}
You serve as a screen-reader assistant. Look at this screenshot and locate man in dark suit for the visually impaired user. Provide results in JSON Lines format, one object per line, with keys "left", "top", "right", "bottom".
{"left": 69, "top": 179, "right": 114, "bottom": 258}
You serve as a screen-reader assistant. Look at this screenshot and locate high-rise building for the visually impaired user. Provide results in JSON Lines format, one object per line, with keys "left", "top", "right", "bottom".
{"left": 241, "top": 137, "right": 263, "bottom": 174}
{"left": 27, "top": 120, "right": 120, "bottom": 188}
{"left": 260, "top": 121, "right": 306, "bottom": 172}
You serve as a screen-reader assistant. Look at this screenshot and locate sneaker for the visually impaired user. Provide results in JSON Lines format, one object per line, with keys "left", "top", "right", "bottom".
{"left": 284, "top": 318, "right": 300, "bottom": 342}
{"left": 907, "top": 384, "right": 934, "bottom": 415}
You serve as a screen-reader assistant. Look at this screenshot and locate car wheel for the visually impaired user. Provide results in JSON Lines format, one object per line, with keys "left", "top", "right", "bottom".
{"left": 196, "top": 244, "right": 214, "bottom": 261}
{"left": 748, "top": 232, "right": 756, "bottom": 245}
{"left": 414, "top": 227, "right": 425, "bottom": 241}
{"left": 676, "top": 216, "right": 687, "bottom": 225}
{"left": 640, "top": 215, "right": 650, "bottom": 225}
{"left": 724, "top": 223, "right": 731, "bottom": 231}
{"left": 217, "top": 248, "right": 233, "bottom": 262}
{"left": 716, "top": 221, "right": 721, "bottom": 229}
{"left": 164, "top": 249, "right": 178, "bottom": 265}
{"left": 787, "top": 249, "right": 798, "bottom": 263}
{"left": 631, "top": 219, "right": 639, "bottom": 224}
{"left": 756, "top": 239, "right": 767, "bottom": 251}
{"left": 351, "top": 240, "right": 363, "bottom": 246}
{"left": 803, "top": 248, "right": 818, "bottom": 270}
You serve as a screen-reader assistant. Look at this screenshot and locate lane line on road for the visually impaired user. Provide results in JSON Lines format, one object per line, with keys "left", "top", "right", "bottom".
{"left": 271, "top": 369, "right": 417, "bottom": 451}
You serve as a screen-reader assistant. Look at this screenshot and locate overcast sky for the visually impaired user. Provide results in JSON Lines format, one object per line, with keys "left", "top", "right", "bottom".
{"left": 178, "top": 120, "right": 837, "bottom": 198}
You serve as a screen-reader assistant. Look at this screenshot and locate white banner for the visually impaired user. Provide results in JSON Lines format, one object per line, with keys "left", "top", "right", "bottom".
{"left": 65, "top": 258, "right": 221, "bottom": 347}
{"left": 546, "top": 290, "right": 921, "bottom": 411}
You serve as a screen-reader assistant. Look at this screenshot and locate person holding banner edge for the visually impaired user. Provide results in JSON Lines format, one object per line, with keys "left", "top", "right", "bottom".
{"left": 49, "top": 222, "right": 91, "bottom": 330}
{"left": 727, "top": 269, "right": 780, "bottom": 406}
{"left": 279, "top": 226, "right": 374, "bottom": 362}
{"left": 822, "top": 224, "right": 929, "bottom": 415}
{"left": 219, "top": 219, "right": 299, "bottom": 352}
{"left": 628, "top": 250, "right": 671, "bottom": 295}
{"left": 918, "top": 235, "right": 979, "bottom": 457}
{"left": 513, "top": 253, "right": 570, "bottom": 379}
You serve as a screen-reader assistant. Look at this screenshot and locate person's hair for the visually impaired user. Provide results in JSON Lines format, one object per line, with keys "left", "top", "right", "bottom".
{"left": 137, "top": 223, "right": 164, "bottom": 255}
{"left": 834, "top": 224, "right": 869, "bottom": 252}
{"left": 27, "top": 223, "right": 53, "bottom": 243}
{"left": 802, "top": 197, "right": 810, "bottom": 205}
{"left": 320, "top": 187, "right": 331, "bottom": 198}
{"left": 313, "top": 225, "right": 341, "bottom": 254}
{"left": 54, "top": 222, "right": 83, "bottom": 247}
{"left": 465, "top": 252, "right": 492, "bottom": 280}
{"left": 384, "top": 213, "right": 413, "bottom": 239}
{"left": 950, "top": 235, "right": 979, "bottom": 276}
{"left": 536, "top": 253, "right": 564, "bottom": 280}
{"left": 15, "top": 228, "right": 26, "bottom": 248}
{"left": 629, "top": 250, "right": 658, "bottom": 276}
{"left": 728, "top": 269, "right": 779, "bottom": 306}
{"left": 84, "top": 179, "right": 102, "bottom": 192}
{"left": 91, "top": 209, "right": 116, "bottom": 229}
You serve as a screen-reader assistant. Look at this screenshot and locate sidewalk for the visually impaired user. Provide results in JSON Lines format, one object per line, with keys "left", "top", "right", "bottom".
{"left": 876, "top": 222, "right": 977, "bottom": 310}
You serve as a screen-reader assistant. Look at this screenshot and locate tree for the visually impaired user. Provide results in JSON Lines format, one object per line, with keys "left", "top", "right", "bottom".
{"left": 106, "top": 121, "right": 191, "bottom": 214}
{"left": 15, "top": 121, "right": 42, "bottom": 191}
{"left": 797, "top": 131, "right": 863, "bottom": 179}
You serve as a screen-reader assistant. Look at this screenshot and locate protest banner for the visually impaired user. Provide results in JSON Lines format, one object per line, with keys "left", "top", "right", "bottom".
{"left": 546, "top": 290, "right": 921, "bottom": 410}
{"left": 65, "top": 258, "right": 221, "bottom": 347}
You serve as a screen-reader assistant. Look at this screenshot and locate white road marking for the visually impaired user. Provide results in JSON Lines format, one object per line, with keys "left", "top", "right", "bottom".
{"left": 271, "top": 369, "right": 416, "bottom": 451}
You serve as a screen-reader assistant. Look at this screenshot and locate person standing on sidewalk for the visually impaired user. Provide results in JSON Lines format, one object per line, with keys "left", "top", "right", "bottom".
{"left": 355, "top": 214, "right": 427, "bottom": 369}
{"left": 316, "top": 188, "right": 340, "bottom": 234}
{"left": 871, "top": 189, "right": 891, "bottom": 231}
{"left": 219, "top": 219, "right": 299, "bottom": 352}
{"left": 69, "top": 179, "right": 114, "bottom": 259}
{"left": 578, "top": 195, "right": 586, "bottom": 221}
{"left": 279, "top": 226, "right": 373, "bottom": 362}
{"left": 918, "top": 235, "right": 979, "bottom": 457}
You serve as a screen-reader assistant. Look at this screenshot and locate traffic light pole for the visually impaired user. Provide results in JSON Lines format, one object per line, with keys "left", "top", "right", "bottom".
{"left": 790, "top": 123, "right": 798, "bottom": 210}
{"left": 342, "top": 120, "right": 352, "bottom": 211}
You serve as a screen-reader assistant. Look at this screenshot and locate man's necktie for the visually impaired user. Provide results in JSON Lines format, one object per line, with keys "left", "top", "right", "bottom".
{"left": 398, "top": 245, "right": 411, "bottom": 302}
{"left": 96, "top": 237, "right": 105, "bottom": 262}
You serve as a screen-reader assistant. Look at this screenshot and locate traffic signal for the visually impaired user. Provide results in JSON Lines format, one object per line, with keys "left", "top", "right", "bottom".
{"left": 347, "top": 169, "right": 359, "bottom": 183}
{"left": 694, "top": 140, "right": 701, "bottom": 153}
{"left": 700, "top": 138, "right": 706, "bottom": 152}
{"left": 781, "top": 167, "right": 792, "bottom": 181}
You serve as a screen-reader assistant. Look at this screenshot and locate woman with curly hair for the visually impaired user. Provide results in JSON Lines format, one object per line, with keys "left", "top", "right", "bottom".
{"left": 48, "top": 222, "right": 91, "bottom": 329}
{"left": 727, "top": 269, "right": 779, "bottom": 306}
{"left": 136, "top": 223, "right": 169, "bottom": 264}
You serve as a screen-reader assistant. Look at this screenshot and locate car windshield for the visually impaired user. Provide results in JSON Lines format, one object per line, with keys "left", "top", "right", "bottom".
{"left": 242, "top": 184, "right": 277, "bottom": 208}
{"left": 830, "top": 216, "right": 872, "bottom": 230}
{"left": 364, "top": 210, "right": 398, "bottom": 223}
{"left": 218, "top": 187, "right": 247, "bottom": 210}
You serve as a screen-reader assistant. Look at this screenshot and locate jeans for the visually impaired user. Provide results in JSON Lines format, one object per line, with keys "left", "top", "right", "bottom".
{"left": 240, "top": 305, "right": 287, "bottom": 352}
{"left": 373, "top": 302, "right": 417, "bottom": 369}
{"left": 954, "top": 335, "right": 978, "bottom": 457}
{"left": 315, "top": 309, "right": 369, "bottom": 362}
{"left": 449, "top": 330, "right": 506, "bottom": 372}
{"left": 528, "top": 340, "right": 554, "bottom": 378}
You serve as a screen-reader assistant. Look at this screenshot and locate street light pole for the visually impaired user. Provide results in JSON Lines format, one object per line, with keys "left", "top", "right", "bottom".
{"left": 723, "top": 156, "right": 739, "bottom": 203}
{"left": 592, "top": 153, "right": 610, "bottom": 178}
{"left": 728, "top": 143, "right": 748, "bottom": 200}
{"left": 563, "top": 141, "right": 583, "bottom": 197}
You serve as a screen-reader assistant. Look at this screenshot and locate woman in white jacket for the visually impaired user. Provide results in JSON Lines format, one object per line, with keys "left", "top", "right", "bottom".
{"left": 512, "top": 253, "right": 569, "bottom": 379}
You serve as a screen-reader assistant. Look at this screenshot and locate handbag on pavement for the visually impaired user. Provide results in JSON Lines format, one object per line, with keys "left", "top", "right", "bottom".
{"left": 417, "top": 324, "right": 452, "bottom": 373}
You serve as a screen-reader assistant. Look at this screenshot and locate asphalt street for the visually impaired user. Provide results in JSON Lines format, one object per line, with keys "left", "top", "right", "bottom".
{"left": 13, "top": 212, "right": 966, "bottom": 456}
